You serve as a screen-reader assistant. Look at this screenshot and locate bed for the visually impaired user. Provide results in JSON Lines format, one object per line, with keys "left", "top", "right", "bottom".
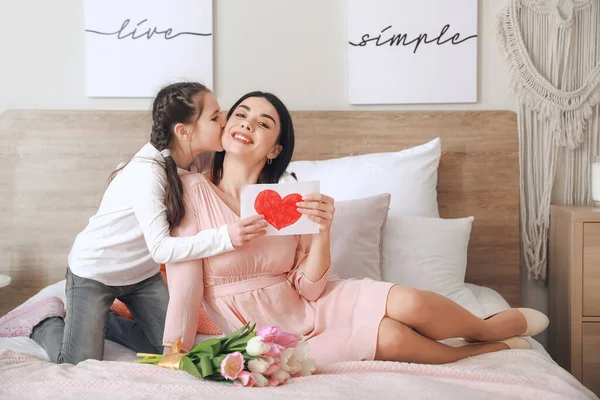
{"left": 0, "top": 109, "right": 596, "bottom": 399}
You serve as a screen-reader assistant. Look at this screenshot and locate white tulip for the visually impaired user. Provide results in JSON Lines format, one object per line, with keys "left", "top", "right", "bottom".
{"left": 248, "top": 358, "right": 270, "bottom": 374}
{"left": 280, "top": 348, "right": 302, "bottom": 375}
{"left": 293, "top": 340, "right": 310, "bottom": 363}
{"left": 272, "top": 369, "right": 291, "bottom": 383}
{"left": 299, "top": 358, "right": 316, "bottom": 377}
{"left": 262, "top": 356, "right": 275, "bottom": 365}
{"left": 251, "top": 372, "right": 269, "bottom": 387}
{"left": 246, "top": 336, "right": 271, "bottom": 356}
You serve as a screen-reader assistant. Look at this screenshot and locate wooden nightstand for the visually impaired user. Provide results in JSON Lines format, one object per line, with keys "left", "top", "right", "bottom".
{"left": 549, "top": 205, "right": 600, "bottom": 397}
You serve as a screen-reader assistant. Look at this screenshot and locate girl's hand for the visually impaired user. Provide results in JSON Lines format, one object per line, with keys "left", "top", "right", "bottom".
{"left": 297, "top": 194, "right": 335, "bottom": 232}
{"left": 227, "top": 215, "right": 268, "bottom": 247}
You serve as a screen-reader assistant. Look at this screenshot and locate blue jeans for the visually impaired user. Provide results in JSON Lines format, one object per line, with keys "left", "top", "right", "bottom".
{"left": 31, "top": 268, "right": 169, "bottom": 364}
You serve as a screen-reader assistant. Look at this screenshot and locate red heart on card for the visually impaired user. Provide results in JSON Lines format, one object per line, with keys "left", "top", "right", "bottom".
{"left": 254, "top": 190, "right": 303, "bottom": 230}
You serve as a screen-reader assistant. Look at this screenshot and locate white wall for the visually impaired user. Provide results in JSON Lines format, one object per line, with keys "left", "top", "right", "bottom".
{"left": 0, "top": 1, "right": 550, "bottom": 344}
{"left": 0, "top": 0, "right": 516, "bottom": 113}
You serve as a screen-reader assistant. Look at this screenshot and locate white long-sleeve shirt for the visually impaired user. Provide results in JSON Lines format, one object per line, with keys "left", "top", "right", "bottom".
{"left": 68, "top": 143, "right": 234, "bottom": 286}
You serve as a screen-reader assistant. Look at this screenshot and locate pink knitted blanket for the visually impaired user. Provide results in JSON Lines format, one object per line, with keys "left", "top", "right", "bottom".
{"left": 0, "top": 349, "right": 596, "bottom": 399}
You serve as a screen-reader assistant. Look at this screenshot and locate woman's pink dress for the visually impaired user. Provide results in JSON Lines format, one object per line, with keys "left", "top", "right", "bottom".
{"left": 164, "top": 172, "right": 394, "bottom": 365}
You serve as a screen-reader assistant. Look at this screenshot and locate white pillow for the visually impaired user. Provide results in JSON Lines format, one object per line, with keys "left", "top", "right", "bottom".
{"left": 288, "top": 138, "right": 441, "bottom": 278}
{"left": 288, "top": 138, "right": 440, "bottom": 218}
{"left": 465, "top": 283, "right": 510, "bottom": 318}
{"left": 382, "top": 215, "right": 484, "bottom": 317}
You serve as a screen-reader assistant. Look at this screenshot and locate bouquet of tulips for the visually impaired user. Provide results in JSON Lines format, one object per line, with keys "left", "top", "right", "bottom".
{"left": 135, "top": 323, "right": 316, "bottom": 387}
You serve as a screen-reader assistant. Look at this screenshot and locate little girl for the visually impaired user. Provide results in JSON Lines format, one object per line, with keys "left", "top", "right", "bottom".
{"left": 0, "top": 82, "right": 268, "bottom": 364}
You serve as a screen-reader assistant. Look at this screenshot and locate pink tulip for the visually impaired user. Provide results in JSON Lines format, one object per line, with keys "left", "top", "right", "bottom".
{"left": 220, "top": 352, "right": 244, "bottom": 380}
{"left": 274, "top": 332, "right": 300, "bottom": 348}
{"left": 265, "top": 343, "right": 286, "bottom": 358}
{"left": 256, "top": 325, "right": 280, "bottom": 343}
{"left": 264, "top": 362, "right": 280, "bottom": 376}
{"left": 236, "top": 370, "right": 256, "bottom": 387}
{"left": 267, "top": 379, "right": 281, "bottom": 387}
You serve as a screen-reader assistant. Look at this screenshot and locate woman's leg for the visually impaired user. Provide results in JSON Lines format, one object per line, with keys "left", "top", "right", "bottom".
{"left": 385, "top": 285, "right": 526, "bottom": 342}
{"left": 375, "top": 317, "right": 507, "bottom": 364}
{"left": 31, "top": 269, "right": 115, "bottom": 364}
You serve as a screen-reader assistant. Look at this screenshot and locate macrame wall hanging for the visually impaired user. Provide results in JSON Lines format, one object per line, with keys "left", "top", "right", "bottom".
{"left": 498, "top": 0, "right": 600, "bottom": 281}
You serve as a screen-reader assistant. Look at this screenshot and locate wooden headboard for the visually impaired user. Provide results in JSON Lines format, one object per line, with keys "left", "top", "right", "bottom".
{"left": 0, "top": 110, "right": 520, "bottom": 315}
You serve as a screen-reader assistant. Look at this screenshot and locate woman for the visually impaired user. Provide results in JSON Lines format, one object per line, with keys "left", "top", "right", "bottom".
{"left": 0, "top": 82, "right": 268, "bottom": 364}
{"left": 162, "top": 91, "right": 549, "bottom": 366}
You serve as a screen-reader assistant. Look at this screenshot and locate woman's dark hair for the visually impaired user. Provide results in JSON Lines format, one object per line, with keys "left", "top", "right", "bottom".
{"left": 110, "top": 81, "right": 210, "bottom": 228}
{"left": 211, "top": 91, "right": 295, "bottom": 185}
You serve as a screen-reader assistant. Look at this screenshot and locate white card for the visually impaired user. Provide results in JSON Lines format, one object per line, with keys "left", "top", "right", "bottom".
{"left": 240, "top": 181, "right": 320, "bottom": 236}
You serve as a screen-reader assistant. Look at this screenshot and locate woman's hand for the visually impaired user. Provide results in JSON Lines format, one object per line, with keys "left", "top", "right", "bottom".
{"left": 297, "top": 194, "right": 335, "bottom": 232}
{"left": 227, "top": 215, "right": 268, "bottom": 247}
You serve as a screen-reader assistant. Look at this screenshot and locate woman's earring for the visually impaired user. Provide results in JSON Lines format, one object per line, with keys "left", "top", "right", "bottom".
{"left": 267, "top": 158, "right": 273, "bottom": 165}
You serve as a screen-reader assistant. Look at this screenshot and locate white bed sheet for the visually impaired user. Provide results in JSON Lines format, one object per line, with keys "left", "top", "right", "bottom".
{"left": 0, "top": 280, "right": 549, "bottom": 361}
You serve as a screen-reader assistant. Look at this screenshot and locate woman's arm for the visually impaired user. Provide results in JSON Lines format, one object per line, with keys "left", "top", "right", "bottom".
{"left": 161, "top": 183, "right": 206, "bottom": 354}
{"left": 292, "top": 194, "right": 335, "bottom": 301}
{"left": 162, "top": 258, "right": 204, "bottom": 353}
{"left": 300, "top": 231, "right": 331, "bottom": 283}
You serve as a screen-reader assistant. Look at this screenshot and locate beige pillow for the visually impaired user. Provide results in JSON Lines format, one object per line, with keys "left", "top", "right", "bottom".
{"left": 330, "top": 193, "right": 391, "bottom": 281}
